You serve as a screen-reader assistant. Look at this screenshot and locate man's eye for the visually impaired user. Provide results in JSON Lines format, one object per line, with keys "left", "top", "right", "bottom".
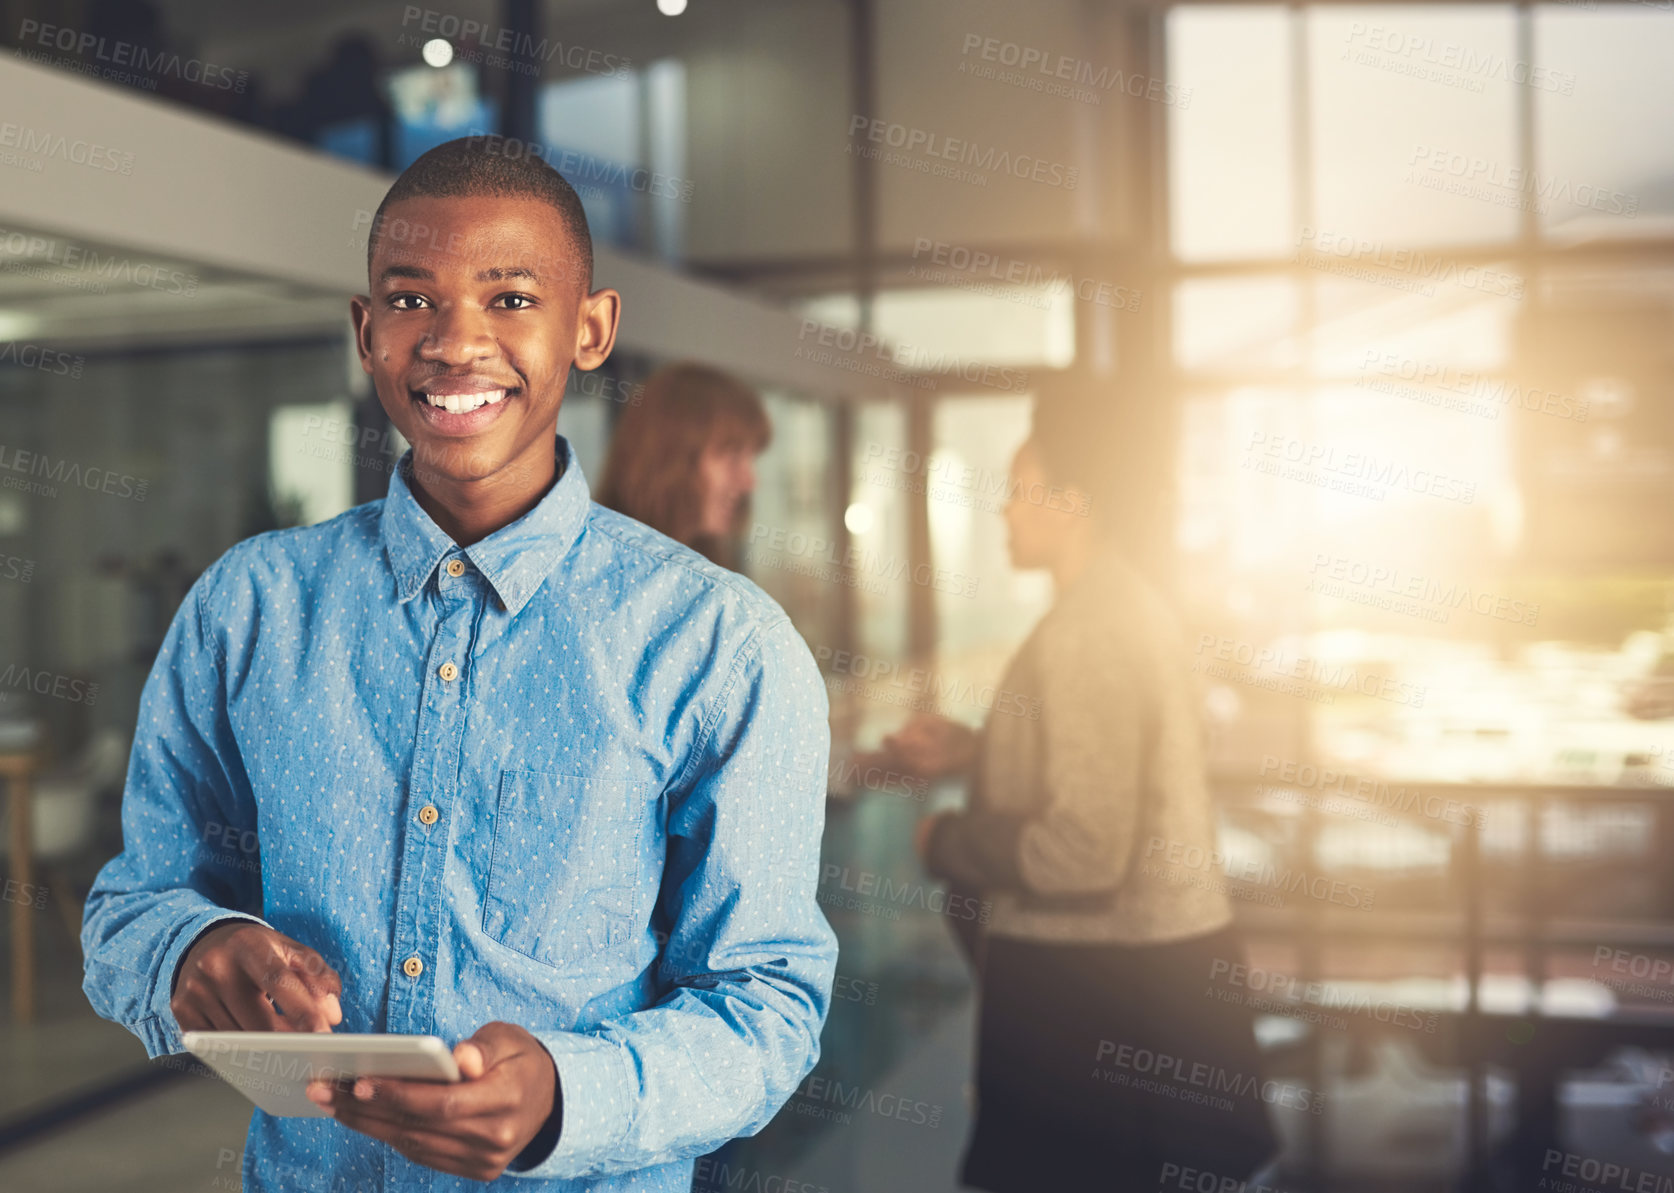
{"left": 495, "top": 294, "right": 535, "bottom": 310}
{"left": 389, "top": 294, "right": 429, "bottom": 311}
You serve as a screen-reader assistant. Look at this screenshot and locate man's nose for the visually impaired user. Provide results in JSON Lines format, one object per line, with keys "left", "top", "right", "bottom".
{"left": 417, "top": 306, "right": 495, "bottom": 365}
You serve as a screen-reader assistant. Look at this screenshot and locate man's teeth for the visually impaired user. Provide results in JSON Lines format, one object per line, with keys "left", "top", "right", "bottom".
{"left": 423, "top": 389, "right": 506, "bottom": 413}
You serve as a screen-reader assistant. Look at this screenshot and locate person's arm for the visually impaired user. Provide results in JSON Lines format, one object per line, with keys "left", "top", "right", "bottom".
{"left": 505, "top": 613, "right": 838, "bottom": 1180}
{"left": 924, "top": 625, "right": 1144, "bottom": 897}
{"left": 80, "top": 553, "right": 273, "bottom": 1059}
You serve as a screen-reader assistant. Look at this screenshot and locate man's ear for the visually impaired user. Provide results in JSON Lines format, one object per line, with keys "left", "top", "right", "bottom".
{"left": 349, "top": 295, "right": 375, "bottom": 374}
{"left": 574, "top": 287, "right": 622, "bottom": 372}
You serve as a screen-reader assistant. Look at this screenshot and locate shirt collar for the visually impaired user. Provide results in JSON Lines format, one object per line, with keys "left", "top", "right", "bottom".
{"left": 379, "top": 436, "right": 592, "bottom": 617}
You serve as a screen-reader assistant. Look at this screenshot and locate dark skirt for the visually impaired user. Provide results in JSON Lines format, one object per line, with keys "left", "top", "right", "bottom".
{"left": 960, "top": 924, "right": 1281, "bottom": 1193}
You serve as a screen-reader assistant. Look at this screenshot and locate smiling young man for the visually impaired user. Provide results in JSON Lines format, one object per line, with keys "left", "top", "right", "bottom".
{"left": 81, "top": 136, "right": 838, "bottom": 1191}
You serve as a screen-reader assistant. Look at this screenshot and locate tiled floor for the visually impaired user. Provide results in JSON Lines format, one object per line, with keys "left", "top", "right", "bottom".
{"left": 0, "top": 1072, "right": 255, "bottom": 1193}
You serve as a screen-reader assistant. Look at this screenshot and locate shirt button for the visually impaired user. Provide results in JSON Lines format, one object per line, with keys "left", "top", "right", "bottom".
{"left": 402, "top": 956, "right": 424, "bottom": 979}
{"left": 445, "top": 559, "right": 465, "bottom": 577}
{"left": 418, "top": 804, "right": 440, "bottom": 826}
{"left": 438, "top": 661, "right": 459, "bottom": 682}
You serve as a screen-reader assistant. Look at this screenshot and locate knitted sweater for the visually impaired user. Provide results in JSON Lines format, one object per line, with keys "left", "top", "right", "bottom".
{"left": 925, "top": 547, "right": 1233, "bottom": 944}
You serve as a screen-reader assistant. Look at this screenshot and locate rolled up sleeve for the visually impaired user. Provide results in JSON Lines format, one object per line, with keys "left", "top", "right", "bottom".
{"left": 509, "top": 613, "right": 838, "bottom": 1181}
{"left": 80, "top": 555, "right": 271, "bottom": 1059}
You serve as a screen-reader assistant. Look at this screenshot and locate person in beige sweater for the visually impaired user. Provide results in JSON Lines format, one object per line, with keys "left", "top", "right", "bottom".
{"left": 875, "top": 380, "right": 1279, "bottom": 1192}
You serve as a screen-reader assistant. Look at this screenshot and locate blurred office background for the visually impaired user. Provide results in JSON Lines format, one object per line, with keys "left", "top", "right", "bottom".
{"left": 0, "top": 0, "right": 1672, "bottom": 1190}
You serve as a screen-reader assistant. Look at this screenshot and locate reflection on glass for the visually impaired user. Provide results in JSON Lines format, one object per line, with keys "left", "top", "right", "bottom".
{"left": 557, "top": 390, "right": 610, "bottom": 479}
{"left": 799, "top": 286, "right": 1074, "bottom": 371}
{"left": 269, "top": 402, "right": 355, "bottom": 527}
{"left": 928, "top": 395, "right": 1051, "bottom": 729}
{"left": 742, "top": 391, "right": 839, "bottom": 649}
{"left": 821, "top": 401, "right": 913, "bottom": 762}
{"left": 848, "top": 401, "right": 910, "bottom": 664}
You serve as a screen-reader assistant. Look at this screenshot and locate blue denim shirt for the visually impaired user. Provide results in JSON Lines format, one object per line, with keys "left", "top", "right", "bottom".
{"left": 81, "top": 436, "right": 838, "bottom": 1192}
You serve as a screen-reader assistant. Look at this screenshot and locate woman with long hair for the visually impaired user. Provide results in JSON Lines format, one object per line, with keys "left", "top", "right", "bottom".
{"left": 594, "top": 362, "right": 771, "bottom": 570}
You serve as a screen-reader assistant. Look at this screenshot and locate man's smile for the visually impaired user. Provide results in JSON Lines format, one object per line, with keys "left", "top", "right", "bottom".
{"left": 408, "top": 376, "right": 523, "bottom": 433}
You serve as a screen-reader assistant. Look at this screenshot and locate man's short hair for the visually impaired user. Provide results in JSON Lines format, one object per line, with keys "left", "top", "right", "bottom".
{"left": 366, "top": 135, "right": 593, "bottom": 292}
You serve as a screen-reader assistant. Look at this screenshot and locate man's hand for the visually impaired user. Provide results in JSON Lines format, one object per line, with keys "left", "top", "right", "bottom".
{"left": 172, "top": 921, "right": 343, "bottom": 1033}
{"left": 304, "top": 1022, "right": 559, "bottom": 1182}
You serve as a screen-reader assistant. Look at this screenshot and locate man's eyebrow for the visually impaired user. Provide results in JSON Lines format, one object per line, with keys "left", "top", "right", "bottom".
{"left": 375, "top": 264, "right": 545, "bottom": 286}
{"left": 377, "top": 263, "right": 434, "bottom": 284}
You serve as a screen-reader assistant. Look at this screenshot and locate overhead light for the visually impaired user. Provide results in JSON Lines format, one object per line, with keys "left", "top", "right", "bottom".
{"left": 421, "top": 39, "right": 453, "bottom": 67}
{"left": 657, "top": 0, "right": 688, "bottom": 15}
{"left": 844, "top": 502, "right": 875, "bottom": 535}
{"left": 0, "top": 311, "right": 39, "bottom": 340}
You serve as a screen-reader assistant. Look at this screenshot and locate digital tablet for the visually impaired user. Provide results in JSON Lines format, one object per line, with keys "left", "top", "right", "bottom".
{"left": 182, "top": 1031, "right": 461, "bottom": 1118}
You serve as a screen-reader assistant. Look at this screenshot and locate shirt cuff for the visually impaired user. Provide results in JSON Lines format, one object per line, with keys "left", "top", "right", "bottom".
{"left": 143, "top": 907, "right": 272, "bottom": 1059}
{"left": 506, "top": 1030, "right": 637, "bottom": 1180}
{"left": 504, "top": 1040, "right": 563, "bottom": 1173}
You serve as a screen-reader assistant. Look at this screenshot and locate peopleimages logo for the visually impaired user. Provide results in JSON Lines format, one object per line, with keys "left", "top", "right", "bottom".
{"left": 957, "top": 32, "right": 1192, "bottom": 108}
{"left": 846, "top": 115, "right": 1079, "bottom": 191}
{"left": 812, "top": 644, "right": 1040, "bottom": 720}
{"left": 908, "top": 237, "right": 1142, "bottom": 311}
{"left": 1143, "top": 835, "right": 1376, "bottom": 911}
{"left": 1156, "top": 1161, "right": 1288, "bottom": 1193}
{"left": 1245, "top": 430, "right": 1477, "bottom": 505}
{"left": 0, "top": 341, "right": 83, "bottom": 378}
{"left": 819, "top": 863, "right": 990, "bottom": 923}
{"left": 16, "top": 19, "right": 249, "bottom": 92}
{"left": 1, "top": 878, "right": 47, "bottom": 910}
{"left": 1207, "top": 957, "right": 1440, "bottom": 1034}
{"left": 1257, "top": 754, "right": 1480, "bottom": 828}
{"left": 1308, "top": 552, "right": 1539, "bottom": 629}
{"left": 1341, "top": 22, "right": 1575, "bottom": 95}
{"left": 790, "top": 1074, "right": 943, "bottom": 1128}
{"left": 397, "top": 7, "right": 632, "bottom": 78}
{"left": 692, "top": 1157, "right": 829, "bottom": 1193}
{"left": 0, "top": 121, "right": 133, "bottom": 174}
{"left": 1409, "top": 144, "right": 1639, "bottom": 217}
{"left": 1194, "top": 633, "right": 1427, "bottom": 709}
{"left": 1293, "top": 226, "right": 1524, "bottom": 299}
{"left": 1541, "top": 1149, "right": 1674, "bottom": 1193}
{"left": 1357, "top": 350, "right": 1585, "bottom": 422}
{"left": 1092, "top": 1040, "right": 1324, "bottom": 1115}
{"left": 0, "top": 445, "right": 148, "bottom": 502}
{"left": 747, "top": 522, "right": 982, "bottom": 598}
{"left": 795, "top": 317, "right": 1030, "bottom": 394}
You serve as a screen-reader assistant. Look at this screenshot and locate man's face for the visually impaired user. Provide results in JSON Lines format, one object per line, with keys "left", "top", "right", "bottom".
{"left": 349, "top": 194, "right": 618, "bottom": 487}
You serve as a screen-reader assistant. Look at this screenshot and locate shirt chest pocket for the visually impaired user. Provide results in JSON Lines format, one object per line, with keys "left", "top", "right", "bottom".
{"left": 482, "top": 770, "right": 645, "bottom": 968}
